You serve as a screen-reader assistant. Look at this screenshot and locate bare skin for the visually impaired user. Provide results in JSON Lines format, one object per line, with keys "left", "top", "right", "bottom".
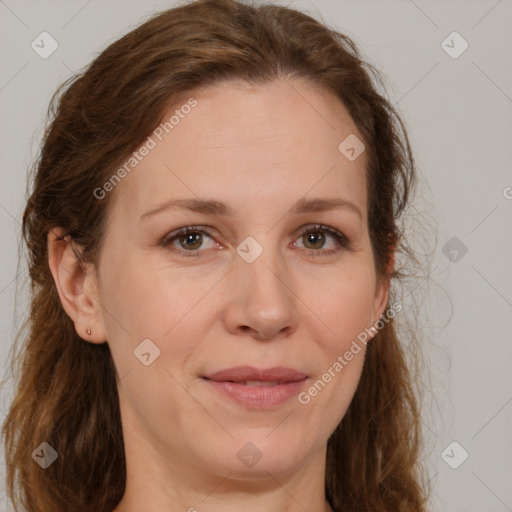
{"left": 48, "top": 78, "right": 389, "bottom": 512}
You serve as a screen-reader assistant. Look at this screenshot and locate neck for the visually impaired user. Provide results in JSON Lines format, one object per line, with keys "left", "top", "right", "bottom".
{"left": 114, "top": 441, "right": 332, "bottom": 512}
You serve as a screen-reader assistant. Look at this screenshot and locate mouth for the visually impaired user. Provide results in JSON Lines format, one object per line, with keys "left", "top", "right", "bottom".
{"left": 225, "top": 380, "right": 288, "bottom": 387}
{"left": 203, "top": 365, "right": 308, "bottom": 383}
{"left": 202, "top": 366, "right": 308, "bottom": 409}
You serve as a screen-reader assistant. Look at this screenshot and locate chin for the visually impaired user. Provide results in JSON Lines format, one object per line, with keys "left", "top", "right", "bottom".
{"left": 204, "top": 429, "right": 315, "bottom": 479}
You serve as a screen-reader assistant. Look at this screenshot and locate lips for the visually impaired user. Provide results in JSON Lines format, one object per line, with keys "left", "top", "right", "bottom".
{"left": 202, "top": 366, "right": 308, "bottom": 408}
{"left": 204, "top": 366, "right": 308, "bottom": 384}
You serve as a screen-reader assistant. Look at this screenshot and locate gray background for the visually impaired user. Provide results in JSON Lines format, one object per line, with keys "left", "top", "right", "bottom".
{"left": 0, "top": 1, "right": 511, "bottom": 511}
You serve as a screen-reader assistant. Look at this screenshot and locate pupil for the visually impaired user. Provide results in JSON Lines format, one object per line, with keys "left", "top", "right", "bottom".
{"left": 307, "top": 232, "right": 323, "bottom": 248}
{"left": 181, "top": 233, "right": 201, "bottom": 249}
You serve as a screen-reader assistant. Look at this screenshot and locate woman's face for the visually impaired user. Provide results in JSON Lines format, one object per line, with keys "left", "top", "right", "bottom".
{"left": 93, "top": 78, "right": 389, "bottom": 482}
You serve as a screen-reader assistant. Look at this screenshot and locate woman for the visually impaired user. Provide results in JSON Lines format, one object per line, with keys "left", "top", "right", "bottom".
{"left": 1, "top": 0, "right": 429, "bottom": 510}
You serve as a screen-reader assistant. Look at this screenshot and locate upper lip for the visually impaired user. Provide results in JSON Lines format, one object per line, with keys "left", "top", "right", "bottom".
{"left": 203, "top": 366, "right": 308, "bottom": 383}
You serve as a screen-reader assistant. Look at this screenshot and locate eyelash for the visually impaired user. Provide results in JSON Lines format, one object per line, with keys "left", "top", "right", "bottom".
{"left": 159, "top": 224, "right": 350, "bottom": 259}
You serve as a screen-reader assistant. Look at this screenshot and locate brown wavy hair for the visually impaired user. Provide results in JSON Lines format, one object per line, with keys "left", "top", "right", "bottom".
{"left": 1, "top": 0, "right": 430, "bottom": 510}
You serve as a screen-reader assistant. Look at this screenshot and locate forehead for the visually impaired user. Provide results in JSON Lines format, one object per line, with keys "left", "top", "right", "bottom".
{"left": 106, "top": 78, "right": 368, "bottom": 224}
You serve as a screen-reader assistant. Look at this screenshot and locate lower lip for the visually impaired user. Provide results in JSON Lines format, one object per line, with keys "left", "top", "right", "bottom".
{"left": 204, "top": 379, "right": 307, "bottom": 409}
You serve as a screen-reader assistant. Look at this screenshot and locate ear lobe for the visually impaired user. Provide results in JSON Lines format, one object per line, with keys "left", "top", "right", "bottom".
{"left": 47, "top": 227, "right": 106, "bottom": 343}
{"left": 371, "top": 240, "right": 395, "bottom": 323}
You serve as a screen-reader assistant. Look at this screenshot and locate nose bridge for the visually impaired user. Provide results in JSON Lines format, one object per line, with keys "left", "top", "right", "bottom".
{"left": 227, "top": 233, "right": 299, "bottom": 338}
{"left": 239, "top": 234, "right": 287, "bottom": 305}
{"left": 246, "top": 242, "right": 284, "bottom": 297}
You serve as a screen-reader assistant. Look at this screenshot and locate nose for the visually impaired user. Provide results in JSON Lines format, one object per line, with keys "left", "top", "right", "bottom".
{"left": 223, "top": 241, "right": 300, "bottom": 341}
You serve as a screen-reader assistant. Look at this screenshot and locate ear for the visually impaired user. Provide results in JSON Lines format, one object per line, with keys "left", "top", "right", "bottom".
{"left": 369, "top": 242, "right": 395, "bottom": 335}
{"left": 371, "top": 275, "right": 390, "bottom": 327}
{"left": 47, "top": 227, "right": 107, "bottom": 344}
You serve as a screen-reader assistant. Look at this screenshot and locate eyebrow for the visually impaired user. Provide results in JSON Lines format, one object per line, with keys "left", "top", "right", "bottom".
{"left": 140, "top": 196, "right": 363, "bottom": 221}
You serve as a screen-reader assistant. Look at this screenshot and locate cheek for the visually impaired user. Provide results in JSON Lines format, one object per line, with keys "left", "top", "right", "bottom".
{"left": 100, "top": 259, "right": 204, "bottom": 422}
{"left": 307, "top": 267, "right": 377, "bottom": 349}
{"left": 100, "top": 254, "right": 216, "bottom": 371}
{"left": 98, "top": 255, "right": 162, "bottom": 371}
{"left": 298, "top": 271, "right": 374, "bottom": 432}
{"left": 100, "top": 250, "right": 183, "bottom": 334}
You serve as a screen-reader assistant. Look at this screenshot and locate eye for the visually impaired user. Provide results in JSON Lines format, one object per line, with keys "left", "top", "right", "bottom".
{"left": 160, "top": 223, "right": 350, "bottom": 259}
{"left": 293, "top": 224, "right": 349, "bottom": 256}
{"left": 160, "top": 225, "right": 219, "bottom": 258}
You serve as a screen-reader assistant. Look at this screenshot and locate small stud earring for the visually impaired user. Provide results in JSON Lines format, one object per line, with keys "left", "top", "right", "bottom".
{"left": 86, "top": 328, "right": 91, "bottom": 335}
